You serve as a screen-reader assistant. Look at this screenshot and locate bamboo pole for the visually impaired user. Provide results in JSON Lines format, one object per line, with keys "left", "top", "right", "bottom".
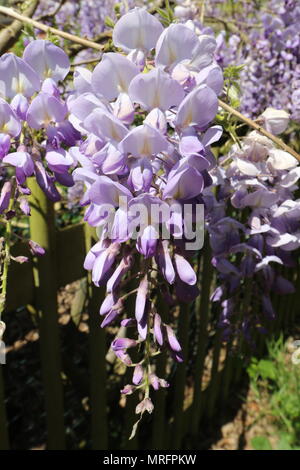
{"left": 0, "top": 366, "right": 9, "bottom": 450}
{"left": 84, "top": 225, "right": 108, "bottom": 450}
{"left": 170, "top": 302, "right": 190, "bottom": 449}
{"left": 28, "top": 178, "right": 65, "bottom": 450}
{"left": 190, "top": 241, "right": 213, "bottom": 436}
{"left": 207, "top": 328, "right": 222, "bottom": 418}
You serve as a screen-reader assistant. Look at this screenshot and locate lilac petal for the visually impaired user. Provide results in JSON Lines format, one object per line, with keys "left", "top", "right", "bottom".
{"left": 137, "top": 225, "right": 159, "bottom": 258}
{"left": 189, "top": 35, "right": 217, "bottom": 70}
{"left": 0, "top": 98, "right": 21, "bottom": 137}
{"left": 135, "top": 275, "right": 148, "bottom": 322}
{"left": 129, "top": 68, "right": 184, "bottom": 111}
{"left": 267, "top": 149, "right": 298, "bottom": 170}
{"left": 149, "top": 373, "right": 160, "bottom": 390}
{"left": 3, "top": 152, "right": 34, "bottom": 184}
{"left": 0, "top": 181, "right": 11, "bottom": 213}
{"left": 68, "top": 92, "right": 108, "bottom": 123}
{"left": 110, "top": 208, "right": 131, "bottom": 243}
{"left": 113, "top": 7, "right": 163, "bottom": 53}
{"left": 34, "top": 160, "right": 61, "bottom": 201}
{"left": 106, "top": 254, "right": 132, "bottom": 292}
{"left": 0, "top": 53, "right": 40, "bottom": 99}
{"left": 202, "top": 125, "right": 223, "bottom": 147}
{"left": 23, "top": 39, "right": 70, "bottom": 82}
{"left": 114, "top": 349, "right": 132, "bottom": 365}
{"left": 121, "top": 384, "right": 136, "bottom": 395}
{"left": 10, "top": 94, "right": 29, "bottom": 120}
{"left": 111, "top": 337, "right": 137, "bottom": 351}
{"left": 26, "top": 92, "right": 67, "bottom": 129}
{"left": 155, "top": 23, "right": 199, "bottom": 68}
{"left": 127, "top": 48, "right": 146, "bottom": 70}
{"left": 136, "top": 397, "right": 154, "bottom": 414}
{"left": 129, "top": 157, "right": 153, "bottom": 192}
{"left": 196, "top": 63, "right": 224, "bottom": 95}
{"left": 175, "top": 84, "right": 218, "bottom": 129}
{"left": 91, "top": 53, "right": 139, "bottom": 100}
{"left": 101, "top": 309, "right": 120, "bottom": 327}
{"left": 165, "top": 325, "right": 182, "bottom": 352}
{"left": 179, "top": 134, "right": 204, "bottom": 157}
{"left": 133, "top": 364, "right": 144, "bottom": 385}
{"left": 113, "top": 92, "right": 135, "bottom": 125}
{"left": 144, "top": 108, "right": 167, "bottom": 133}
{"left": 174, "top": 253, "right": 197, "bottom": 285}
{"left": 92, "top": 243, "right": 120, "bottom": 286}
{"left": 157, "top": 240, "right": 175, "bottom": 284}
{"left": 54, "top": 171, "right": 74, "bottom": 187}
{"left": 121, "top": 318, "right": 136, "bottom": 327}
{"left": 99, "top": 293, "right": 115, "bottom": 316}
{"left": 19, "top": 198, "right": 30, "bottom": 215}
{"left": 0, "top": 134, "right": 11, "bottom": 159}
{"left": 119, "top": 123, "right": 169, "bottom": 157}
{"left": 41, "top": 77, "right": 60, "bottom": 97}
{"left": 46, "top": 149, "right": 73, "bottom": 174}
{"left": 153, "top": 313, "right": 164, "bottom": 346}
{"left": 163, "top": 164, "right": 204, "bottom": 200}
{"left": 88, "top": 175, "right": 132, "bottom": 206}
{"left": 83, "top": 108, "right": 128, "bottom": 143}
{"left": 95, "top": 143, "right": 127, "bottom": 175}
{"left": 73, "top": 66, "right": 92, "bottom": 94}
{"left": 242, "top": 189, "right": 279, "bottom": 208}
{"left": 137, "top": 312, "right": 148, "bottom": 340}
{"left": 29, "top": 240, "right": 45, "bottom": 256}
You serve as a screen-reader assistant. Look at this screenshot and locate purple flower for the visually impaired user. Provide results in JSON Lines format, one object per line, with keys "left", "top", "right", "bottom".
{"left": 23, "top": 39, "right": 70, "bottom": 82}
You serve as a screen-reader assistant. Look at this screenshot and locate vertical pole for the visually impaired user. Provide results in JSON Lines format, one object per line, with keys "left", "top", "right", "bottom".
{"left": 170, "top": 302, "right": 190, "bottom": 449}
{"left": 151, "top": 351, "right": 167, "bottom": 449}
{"left": 85, "top": 225, "right": 108, "bottom": 450}
{"left": 0, "top": 366, "right": 9, "bottom": 449}
{"left": 28, "top": 178, "right": 65, "bottom": 450}
{"left": 207, "top": 328, "right": 222, "bottom": 418}
{"left": 190, "top": 241, "right": 213, "bottom": 436}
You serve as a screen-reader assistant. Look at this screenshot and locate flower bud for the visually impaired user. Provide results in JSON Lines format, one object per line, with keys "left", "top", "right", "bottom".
{"left": 135, "top": 397, "right": 154, "bottom": 415}
{"left": 260, "top": 108, "right": 290, "bottom": 135}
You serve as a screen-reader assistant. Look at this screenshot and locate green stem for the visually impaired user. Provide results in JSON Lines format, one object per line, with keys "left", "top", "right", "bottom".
{"left": 0, "top": 182, "right": 14, "bottom": 317}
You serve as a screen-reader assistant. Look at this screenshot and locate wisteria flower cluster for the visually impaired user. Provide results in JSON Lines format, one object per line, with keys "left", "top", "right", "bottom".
{"left": 206, "top": 118, "right": 300, "bottom": 341}
{"left": 206, "top": 0, "right": 300, "bottom": 121}
{"left": 1, "top": 2, "right": 299, "bottom": 435}
{"left": 66, "top": 7, "right": 223, "bottom": 421}
{"left": 0, "top": 39, "right": 80, "bottom": 248}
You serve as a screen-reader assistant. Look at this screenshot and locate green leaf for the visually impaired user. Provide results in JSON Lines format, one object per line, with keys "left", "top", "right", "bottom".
{"left": 104, "top": 16, "right": 115, "bottom": 28}
{"left": 251, "top": 436, "right": 272, "bottom": 450}
{"left": 256, "top": 359, "right": 277, "bottom": 380}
